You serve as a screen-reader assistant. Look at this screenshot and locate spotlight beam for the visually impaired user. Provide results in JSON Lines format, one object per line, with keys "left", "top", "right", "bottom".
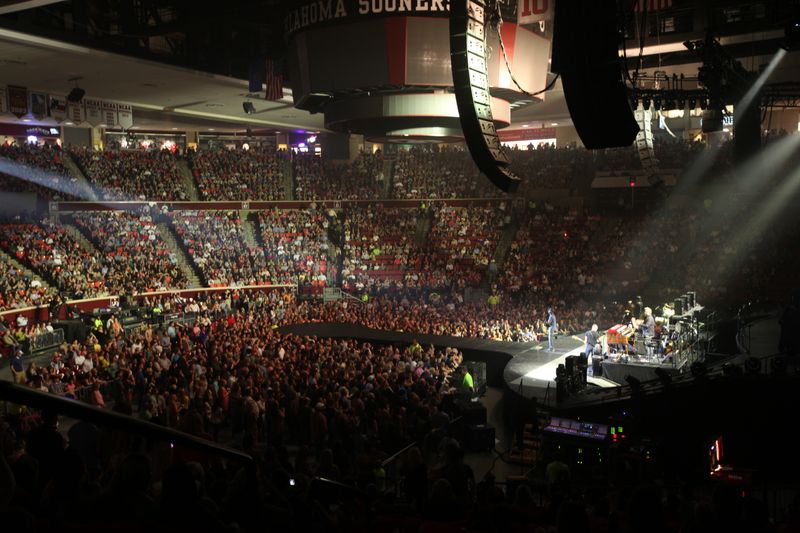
{"left": 0, "top": 157, "right": 94, "bottom": 200}
{"left": 718, "top": 160, "right": 800, "bottom": 281}
{"left": 734, "top": 48, "right": 787, "bottom": 124}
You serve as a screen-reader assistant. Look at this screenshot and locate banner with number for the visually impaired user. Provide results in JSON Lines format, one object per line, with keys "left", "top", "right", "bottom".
{"left": 102, "top": 101, "right": 118, "bottom": 127}
{"left": 518, "top": 0, "right": 553, "bottom": 24}
{"left": 84, "top": 98, "right": 103, "bottom": 126}
{"left": 49, "top": 95, "right": 67, "bottom": 122}
{"left": 8, "top": 85, "right": 28, "bottom": 118}
{"left": 117, "top": 103, "right": 133, "bottom": 130}
{"left": 67, "top": 100, "right": 85, "bottom": 124}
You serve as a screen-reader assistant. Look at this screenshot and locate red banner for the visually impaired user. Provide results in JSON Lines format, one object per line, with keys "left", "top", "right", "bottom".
{"left": 7, "top": 85, "right": 27, "bottom": 118}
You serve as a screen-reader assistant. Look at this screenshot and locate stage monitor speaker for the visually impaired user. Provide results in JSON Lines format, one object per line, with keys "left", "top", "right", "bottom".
{"left": 450, "top": 0, "right": 521, "bottom": 192}
{"left": 551, "top": 0, "right": 639, "bottom": 148}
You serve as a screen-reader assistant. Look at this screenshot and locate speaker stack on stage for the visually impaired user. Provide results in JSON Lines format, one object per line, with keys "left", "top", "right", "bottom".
{"left": 450, "top": 0, "right": 521, "bottom": 192}
{"left": 565, "top": 355, "right": 587, "bottom": 391}
{"left": 551, "top": 0, "right": 639, "bottom": 148}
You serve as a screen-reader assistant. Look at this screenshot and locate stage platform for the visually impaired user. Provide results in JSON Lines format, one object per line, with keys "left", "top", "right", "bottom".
{"left": 278, "top": 322, "right": 588, "bottom": 400}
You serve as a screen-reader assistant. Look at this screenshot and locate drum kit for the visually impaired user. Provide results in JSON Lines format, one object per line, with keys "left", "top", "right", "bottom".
{"left": 655, "top": 293, "right": 702, "bottom": 364}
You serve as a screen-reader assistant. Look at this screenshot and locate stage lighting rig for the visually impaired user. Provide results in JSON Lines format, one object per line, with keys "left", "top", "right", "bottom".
{"left": 629, "top": 71, "right": 707, "bottom": 115}
{"left": 684, "top": 32, "right": 755, "bottom": 132}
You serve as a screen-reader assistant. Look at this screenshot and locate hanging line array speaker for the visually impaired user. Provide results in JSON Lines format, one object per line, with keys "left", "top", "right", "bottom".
{"left": 551, "top": 0, "right": 639, "bottom": 149}
{"left": 450, "top": 0, "right": 521, "bottom": 193}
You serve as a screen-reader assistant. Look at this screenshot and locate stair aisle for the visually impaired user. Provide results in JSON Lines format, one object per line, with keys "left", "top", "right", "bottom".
{"left": 156, "top": 222, "right": 203, "bottom": 288}
{"left": 177, "top": 159, "right": 200, "bottom": 200}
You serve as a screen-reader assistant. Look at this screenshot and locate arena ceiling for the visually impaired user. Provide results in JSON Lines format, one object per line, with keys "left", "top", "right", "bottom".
{"left": 1, "top": 1, "right": 798, "bottom": 134}
{"left": 0, "top": 27, "right": 325, "bottom": 133}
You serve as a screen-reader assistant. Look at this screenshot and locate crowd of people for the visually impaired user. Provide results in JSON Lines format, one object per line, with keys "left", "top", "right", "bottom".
{"left": 392, "top": 147, "right": 501, "bottom": 199}
{"left": 3, "top": 135, "right": 800, "bottom": 532}
{"left": 72, "top": 210, "right": 188, "bottom": 294}
{"left": 70, "top": 147, "right": 188, "bottom": 201}
{"left": 188, "top": 147, "right": 287, "bottom": 200}
{"left": 0, "top": 217, "right": 113, "bottom": 300}
{"left": 422, "top": 205, "right": 506, "bottom": 288}
{"left": 293, "top": 152, "right": 384, "bottom": 200}
{"left": 339, "top": 204, "right": 508, "bottom": 293}
{"left": 340, "top": 205, "right": 422, "bottom": 290}
{"left": 509, "top": 144, "right": 595, "bottom": 192}
{"left": 0, "top": 288, "right": 493, "bottom": 529}
{"left": 4, "top": 287, "right": 790, "bottom": 532}
{"left": 1, "top": 137, "right": 749, "bottom": 208}
{"left": 257, "top": 208, "right": 331, "bottom": 292}
{"left": 1, "top": 196, "right": 796, "bottom": 335}
{"left": 0, "top": 255, "right": 53, "bottom": 312}
{"left": 169, "top": 210, "right": 269, "bottom": 287}
{"left": 0, "top": 143, "right": 83, "bottom": 200}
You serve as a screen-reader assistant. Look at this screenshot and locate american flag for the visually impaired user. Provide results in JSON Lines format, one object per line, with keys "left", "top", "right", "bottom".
{"left": 265, "top": 58, "right": 284, "bottom": 101}
{"left": 634, "top": 0, "right": 673, "bottom": 12}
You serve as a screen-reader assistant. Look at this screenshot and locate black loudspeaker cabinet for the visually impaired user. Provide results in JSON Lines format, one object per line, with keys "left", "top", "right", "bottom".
{"left": 592, "top": 356, "right": 604, "bottom": 377}
{"left": 551, "top": 0, "right": 639, "bottom": 148}
{"left": 463, "top": 402, "right": 488, "bottom": 426}
{"left": 564, "top": 355, "right": 586, "bottom": 391}
{"left": 450, "top": 0, "right": 521, "bottom": 192}
{"left": 565, "top": 355, "right": 579, "bottom": 374}
{"left": 464, "top": 424, "right": 496, "bottom": 452}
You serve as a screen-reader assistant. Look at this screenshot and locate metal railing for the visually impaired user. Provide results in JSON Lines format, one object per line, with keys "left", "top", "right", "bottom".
{"left": 0, "top": 380, "right": 253, "bottom": 465}
{"left": 28, "top": 328, "right": 65, "bottom": 352}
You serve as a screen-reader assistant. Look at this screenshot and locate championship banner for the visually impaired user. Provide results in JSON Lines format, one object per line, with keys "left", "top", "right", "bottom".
{"left": 102, "top": 101, "right": 118, "bottom": 127}
{"left": 67, "top": 100, "right": 85, "bottom": 124}
{"left": 518, "top": 0, "right": 553, "bottom": 24}
{"left": 84, "top": 98, "right": 103, "bottom": 126}
{"left": 117, "top": 103, "right": 133, "bottom": 130}
{"left": 8, "top": 85, "right": 28, "bottom": 118}
{"left": 49, "top": 95, "right": 67, "bottom": 122}
{"left": 0, "top": 86, "right": 7, "bottom": 114}
{"left": 31, "top": 92, "right": 47, "bottom": 119}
